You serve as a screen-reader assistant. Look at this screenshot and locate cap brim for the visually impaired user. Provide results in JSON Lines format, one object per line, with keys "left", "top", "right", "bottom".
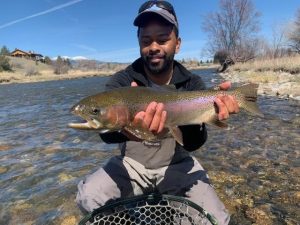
{"left": 134, "top": 10, "right": 177, "bottom": 28}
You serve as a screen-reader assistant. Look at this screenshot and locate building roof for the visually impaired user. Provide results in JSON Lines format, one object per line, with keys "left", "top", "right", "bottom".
{"left": 11, "top": 48, "right": 43, "bottom": 57}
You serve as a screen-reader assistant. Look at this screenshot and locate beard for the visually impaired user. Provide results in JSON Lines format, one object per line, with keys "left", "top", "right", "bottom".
{"left": 141, "top": 52, "right": 175, "bottom": 75}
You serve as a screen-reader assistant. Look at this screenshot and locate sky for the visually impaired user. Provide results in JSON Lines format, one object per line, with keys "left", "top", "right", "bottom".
{"left": 1, "top": 0, "right": 299, "bottom": 62}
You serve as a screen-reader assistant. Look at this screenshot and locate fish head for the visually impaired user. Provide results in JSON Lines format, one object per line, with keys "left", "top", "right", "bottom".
{"left": 68, "top": 96, "right": 107, "bottom": 130}
{"left": 68, "top": 93, "right": 129, "bottom": 132}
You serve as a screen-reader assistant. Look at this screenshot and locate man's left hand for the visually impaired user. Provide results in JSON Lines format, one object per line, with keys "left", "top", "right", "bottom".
{"left": 214, "top": 81, "right": 239, "bottom": 120}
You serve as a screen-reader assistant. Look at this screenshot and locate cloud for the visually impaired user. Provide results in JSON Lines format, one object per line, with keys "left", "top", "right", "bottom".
{"left": 72, "top": 44, "right": 98, "bottom": 53}
{"left": 0, "top": 0, "right": 84, "bottom": 30}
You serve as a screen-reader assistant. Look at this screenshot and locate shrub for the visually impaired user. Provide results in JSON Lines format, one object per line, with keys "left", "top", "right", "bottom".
{"left": 25, "top": 66, "right": 40, "bottom": 76}
{"left": 0, "top": 55, "right": 12, "bottom": 72}
{"left": 214, "top": 50, "right": 229, "bottom": 65}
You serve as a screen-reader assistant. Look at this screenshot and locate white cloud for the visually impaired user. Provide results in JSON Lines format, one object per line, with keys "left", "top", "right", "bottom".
{"left": 72, "top": 44, "right": 98, "bottom": 53}
{"left": 0, "top": 0, "right": 84, "bottom": 30}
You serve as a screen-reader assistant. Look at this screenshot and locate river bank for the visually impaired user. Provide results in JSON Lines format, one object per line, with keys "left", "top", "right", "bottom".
{"left": 0, "top": 69, "right": 115, "bottom": 84}
{"left": 219, "top": 55, "right": 300, "bottom": 100}
{"left": 0, "top": 56, "right": 217, "bottom": 85}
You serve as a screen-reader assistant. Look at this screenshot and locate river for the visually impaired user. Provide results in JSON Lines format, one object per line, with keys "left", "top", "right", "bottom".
{"left": 0, "top": 69, "right": 299, "bottom": 225}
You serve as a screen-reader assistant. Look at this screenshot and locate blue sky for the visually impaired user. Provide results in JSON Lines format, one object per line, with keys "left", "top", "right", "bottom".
{"left": 1, "top": 0, "right": 299, "bottom": 62}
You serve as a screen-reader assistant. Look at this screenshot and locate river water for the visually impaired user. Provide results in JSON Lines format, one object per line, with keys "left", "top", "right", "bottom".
{"left": 0, "top": 70, "right": 299, "bottom": 225}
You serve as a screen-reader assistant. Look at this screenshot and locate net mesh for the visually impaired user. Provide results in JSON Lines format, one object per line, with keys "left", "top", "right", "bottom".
{"left": 80, "top": 194, "right": 217, "bottom": 225}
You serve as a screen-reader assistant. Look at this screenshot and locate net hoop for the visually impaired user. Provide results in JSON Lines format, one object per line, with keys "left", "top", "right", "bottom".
{"left": 79, "top": 193, "right": 218, "bottom": 225}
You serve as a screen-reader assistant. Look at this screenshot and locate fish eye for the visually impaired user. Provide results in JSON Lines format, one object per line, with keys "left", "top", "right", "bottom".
{"left": 91, "top": 108, "right": 100, "bottom": 115}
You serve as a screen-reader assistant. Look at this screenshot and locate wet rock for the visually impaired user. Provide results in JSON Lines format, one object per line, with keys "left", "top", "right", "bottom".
{"left": 294, "top": 191, "right": 300, "bottom": 201}
{"left": 60, "top": 215, "right": 77, "bottom": 225}
{"left": 209, "top": 171, "right": 245, "bottom": 184}
{"left": 0, "top": 145, "right": 11, "bottom": 151}
{"left": 43, "top": 147, "right": 59, "bottom": 154}
{"left": 58, "top": 173, "right": 74, "bottom": 183}
{"left": 284, "top": 218, "right": 300, "bottom": 225}
{"left": 9, "top": 201, "right": 36, "bottom": 224}
{"left": 0, "top": 166, "right": 8, "bottom": 174}
{"left": 290, "top": 116, "right": 300, "bottom": 125}
{"left": 245, "top": 205, "right": 274, "bottom": 225}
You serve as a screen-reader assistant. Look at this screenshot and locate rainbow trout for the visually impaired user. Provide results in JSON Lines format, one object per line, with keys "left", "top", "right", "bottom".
{"left": 68, "top": 84, "right": 263, "bottom": 145}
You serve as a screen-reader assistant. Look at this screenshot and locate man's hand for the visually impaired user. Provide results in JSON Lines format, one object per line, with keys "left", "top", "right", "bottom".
{"left": 214, "top": 81, "right": 239, "bottom": 120}
{"left": 131, "top": 82, "right": 167, "bottom": 134}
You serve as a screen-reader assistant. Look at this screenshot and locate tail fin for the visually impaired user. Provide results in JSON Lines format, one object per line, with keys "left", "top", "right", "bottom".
{"left": 235, "top": 84, "right": 264, "bottom": 117}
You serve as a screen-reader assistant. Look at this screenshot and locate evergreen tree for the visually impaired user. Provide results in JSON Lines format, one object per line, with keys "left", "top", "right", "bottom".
{"left": 0, "top": 46, "right": 10, "bottom": 56}
{"left": 44, "top": 56, "right": 52, "bottom": 65}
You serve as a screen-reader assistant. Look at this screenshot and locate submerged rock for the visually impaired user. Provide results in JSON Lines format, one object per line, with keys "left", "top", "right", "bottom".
{"left": 60, "top": 215, "right": 78, "bottom": 225}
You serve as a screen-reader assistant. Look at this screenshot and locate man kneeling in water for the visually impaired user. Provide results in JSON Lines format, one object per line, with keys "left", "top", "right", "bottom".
{"left": 76, "top": 1, "right": 239, "bottom": 224}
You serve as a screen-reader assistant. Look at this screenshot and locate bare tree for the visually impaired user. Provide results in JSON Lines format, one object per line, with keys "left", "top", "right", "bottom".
{"left": 202, "top": 0, "right": 261, "bottom": 63}
{"left": 53, "top": 56, "right": 70, "bottom": 74}
{"left": 288, "top": 8, "right": 300, "bottom": 53}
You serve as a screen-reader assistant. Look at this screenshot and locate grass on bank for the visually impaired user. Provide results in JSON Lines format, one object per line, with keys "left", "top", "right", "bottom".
{"left": 229, "top": 55, "right": 300, "bottom": 74}
{"left": 227, "top": 55, "right": 300, "bottom": 83}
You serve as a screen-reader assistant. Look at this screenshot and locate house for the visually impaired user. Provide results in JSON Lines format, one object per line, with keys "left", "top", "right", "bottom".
{"left": 10, "top": 48, "right": 44, "bottom": 61}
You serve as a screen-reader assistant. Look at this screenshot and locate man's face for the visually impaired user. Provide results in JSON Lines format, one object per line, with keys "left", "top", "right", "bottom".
{"left": 138, "top": 20, "right": 181, "bottom": 75}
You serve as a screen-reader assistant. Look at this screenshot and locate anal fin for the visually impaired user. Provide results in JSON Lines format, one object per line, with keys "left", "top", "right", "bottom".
{"left": 206, "top": 116, "right": 228, "bottom": 128}
{"left": 169, "top": 126, "right": 184, "bottom": 146}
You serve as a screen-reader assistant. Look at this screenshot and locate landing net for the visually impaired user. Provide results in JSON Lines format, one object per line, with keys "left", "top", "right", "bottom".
{"left": 79, "top": 193, "right": 218, "bottom": 225}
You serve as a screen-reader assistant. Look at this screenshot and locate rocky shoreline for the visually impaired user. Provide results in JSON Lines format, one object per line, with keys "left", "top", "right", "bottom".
{"left": 219, "top": 71, "right": 300, "bottom": 101}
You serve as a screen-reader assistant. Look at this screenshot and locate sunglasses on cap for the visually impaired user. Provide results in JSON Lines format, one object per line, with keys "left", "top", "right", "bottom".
{"left": 138, "top": 0, "right": 177, "bottom": 20}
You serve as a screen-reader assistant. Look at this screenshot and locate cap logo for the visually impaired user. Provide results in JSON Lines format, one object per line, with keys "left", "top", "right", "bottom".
{"left": 145, "top": 4, "right": 162, "bottom": 12}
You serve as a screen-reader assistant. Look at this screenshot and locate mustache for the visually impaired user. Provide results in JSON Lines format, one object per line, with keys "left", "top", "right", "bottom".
{"left": 146, "top": 54, "right": 165, "bottom": 59}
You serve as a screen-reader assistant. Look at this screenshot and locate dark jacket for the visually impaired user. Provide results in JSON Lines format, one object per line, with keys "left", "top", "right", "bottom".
{"left": 100, "top": 58, "right": 208, "bottom": 168}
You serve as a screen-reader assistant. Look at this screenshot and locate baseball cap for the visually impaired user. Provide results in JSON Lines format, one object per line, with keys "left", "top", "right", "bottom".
{"left": 134, "top": 0, "right": 178, "bottom": 29}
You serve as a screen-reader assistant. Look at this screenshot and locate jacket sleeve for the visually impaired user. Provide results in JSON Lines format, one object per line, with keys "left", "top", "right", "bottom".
{"left": 178, "top": 74, "right": 208, "bottom": 151}
{"left": 99, "top": 70, "right": 132, "bottom": 143}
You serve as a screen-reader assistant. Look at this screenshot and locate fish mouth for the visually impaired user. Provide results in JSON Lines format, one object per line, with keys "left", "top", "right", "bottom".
{"left": 68, "top": 118, "right": 102, "bottom": 130}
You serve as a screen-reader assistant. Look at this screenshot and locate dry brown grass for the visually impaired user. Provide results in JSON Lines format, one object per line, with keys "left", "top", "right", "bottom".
{"left": 0, "top": 69, "right": 115, "bottom": 84}
{"left": 229, "top": 55, "right": 300, "bottom": 74}
{"left": 0, "top": 57, "right": 123, "bottom": 84}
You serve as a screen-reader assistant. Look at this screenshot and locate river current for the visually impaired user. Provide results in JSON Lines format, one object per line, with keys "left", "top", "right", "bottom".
{"left": 0, "top": 69, "right": 299, "bottom": 224}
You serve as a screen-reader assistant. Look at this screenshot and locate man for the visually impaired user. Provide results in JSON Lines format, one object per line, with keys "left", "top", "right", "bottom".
{"left": 76, "top": 1, "right": 238, "bottom": 224}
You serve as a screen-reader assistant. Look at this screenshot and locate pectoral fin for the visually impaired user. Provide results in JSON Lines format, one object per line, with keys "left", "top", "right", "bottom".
{"left": 124, "top": 123, "right": 157, "bottom": 142}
